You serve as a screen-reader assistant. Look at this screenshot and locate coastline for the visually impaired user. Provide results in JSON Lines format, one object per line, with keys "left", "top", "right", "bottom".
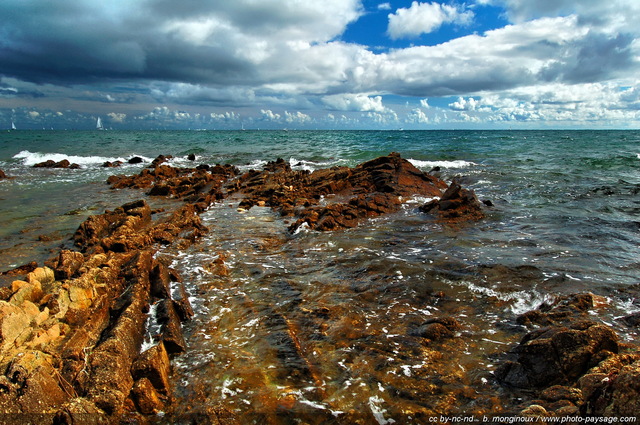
{"left": 0, "top": 153, "right": 638, "bottom": 423}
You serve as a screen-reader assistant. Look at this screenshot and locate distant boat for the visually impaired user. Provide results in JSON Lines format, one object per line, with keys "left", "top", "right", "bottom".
{"left": 96, "top": 117, "right": 104, "bottom": 130}
{"left": 11, "top": 121, "right": 16, "bottom": 130}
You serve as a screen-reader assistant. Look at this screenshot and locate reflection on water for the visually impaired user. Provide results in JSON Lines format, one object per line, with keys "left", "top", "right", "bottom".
{"left": 157, "top": 200, "right": 638, "bottom": 423}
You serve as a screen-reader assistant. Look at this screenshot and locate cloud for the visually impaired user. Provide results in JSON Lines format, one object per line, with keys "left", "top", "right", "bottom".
{"left": 322, "top": 94, "right": 387, "bottom": 112}
{"left": 387, "top": 1, "right": 474, "bottom": 39}
{"left": 406, "top": 108, "right": 429, "bottom": 123}
{"left": 260, "top": 109, "right": 281, "bottom": 121}
{"left": 378, "top": 3, "right": 392, "bottom": 11}
{"left": 284, "top": 111, "right": 312, "bottom": 124}
{"left": 107, "top": 112, "right": 126, "bottom": 123}
{"left": 449, "top": 97, "right": 479, "bottom": 111}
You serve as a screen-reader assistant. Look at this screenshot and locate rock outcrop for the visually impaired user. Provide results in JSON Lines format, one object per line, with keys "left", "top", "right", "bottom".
{"left": 496, "top": 293, "right": 640, "bottom": 418}
{"left": 0, "top": 153, "right": 490, "bottom": 422}
{"left": 419, "top": 180, "right": 485, "bottom": 222}
{"left": 0, "top": 198, "right": 202, "bottom": 422}
{"left": 229, "top": 152, "right": 482, "bottom": 232}
{"left": 33, "top": 159, "right": 80, "bottom": 169}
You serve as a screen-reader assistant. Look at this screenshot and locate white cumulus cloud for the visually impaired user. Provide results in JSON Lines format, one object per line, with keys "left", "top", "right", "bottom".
{"left": 387, "top": 1, "right": 474, "bottom": 39}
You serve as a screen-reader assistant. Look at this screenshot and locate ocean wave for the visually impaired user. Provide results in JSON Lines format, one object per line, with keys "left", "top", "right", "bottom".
{"left": 13, "top": 150, "right": 151, "bottom": 167}
{"left": 408, "top": 159, "right": 476, "bottom": 169}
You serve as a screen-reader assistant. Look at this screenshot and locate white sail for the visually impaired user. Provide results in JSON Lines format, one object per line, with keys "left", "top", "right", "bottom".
{"left": 96, "top": 117, "right": 103, "bottom": 130}
{"left": 11, "top": 121, "right": 16, "bottom": 130}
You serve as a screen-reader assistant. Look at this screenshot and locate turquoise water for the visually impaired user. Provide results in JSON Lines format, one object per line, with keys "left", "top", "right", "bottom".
{"left": 2, "top": 130, "right": 639, "bottom": 419}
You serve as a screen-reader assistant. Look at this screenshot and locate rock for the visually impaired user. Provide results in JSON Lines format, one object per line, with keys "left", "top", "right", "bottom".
{"left": 101, "top": 160, "right": 123, "bottom": 168}
{"left": 132, "top": 343, "right": 172, "bottom": 396}
{"left": 580, "top": 357, "right": 640, "bottom": 416}
{"left": 540, "top": 385, "right": 583, "bottom": 403}
{"left": 0, "top": 169, "right": 7, "bottom": 179}
{"left": 33, "top": 159, "right": 78, "bottom": 169}
{"left": 54, "top": 398, "right": 108, "bottom": 425}
{"left": 410, "top": 317, "right": 461, "bottom": 341}
{"left": 187, "top": 153, "right": 196, "bottom": 161}
{"left": 617, "top": 311, "right": 640, "bottom": 327}
{"left": 150, "top": 154, "right": 173, "bottom": 168}
{"left": 495, "top": 323, "right": 618, "bottom": 388}
{"left": 0, "top": 261, "right": 38, "bottom": 277}
{"left": 50, "top": 250, "right": 86, "bottom": 280}
{"left": 520, "top": 404, "right": 548, "bottom": 417}
{"left": 156, "top": 299, "right": 187, "bottom": 355}
{"left": 419, "top": 180, "right": 485, "bottom": 222}
{"left": 131, "top": 377, "right": 165, "bottom": 415}
{"left": 128, "top": 156, "right": 144, "bottom": 164}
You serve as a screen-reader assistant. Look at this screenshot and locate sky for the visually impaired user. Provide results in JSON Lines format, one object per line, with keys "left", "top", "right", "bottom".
{"left": 1, "top": 0, "right": 639, "bottom": 130}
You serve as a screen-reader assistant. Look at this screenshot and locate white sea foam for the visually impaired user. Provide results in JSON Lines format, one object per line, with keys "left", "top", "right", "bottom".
{"left": 13, "top": 150, "right": 152, "bottom": 167}
{"left": 408, "top": 158, "right": 476, "bottom": 169}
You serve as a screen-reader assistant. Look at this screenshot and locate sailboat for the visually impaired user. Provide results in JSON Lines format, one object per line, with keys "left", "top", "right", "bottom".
{"left": 11, "top": 121, "right": 16, "bottom": 131}
{"left": 96, "top": 117, "right": 104, "bottom": 130}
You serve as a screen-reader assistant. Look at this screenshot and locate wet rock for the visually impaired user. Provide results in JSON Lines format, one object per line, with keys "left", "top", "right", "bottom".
{"left": 132, "top": 343, "right": 172, "bottom": 396}
{"left": 128, "top": 156, "right": 144, "bottom": 164}
{"left": 410, "top": 317, "right": 461, "bottom": 341}
{"left": 617, "top": 311, "right": 640, "bottom": 327}
{"left": 580, "top": 354, "right": 640, "bottom": 416}
{"left": 235, "top": 153, "right": 453, "bottom": 232}
{"left": 0, "top": 169, "right": 7, "bottom": 179}
{"left": 131, "top": 377, "right": 165, "bottom": 415}
{"left": 156, "top": 299, "right": 187, "bottom": 355}
{"left": 1, "top": 261, "right": 38, "bottom": 277}
{"left": 419, "top": 180, "right": 485, "bottom": 222}
{"left": 150, "top": 154, "right": 173, "bottom": 168}
{"left": 495, "top": 323, "right": 618, "bottom": 388}
{"left": 102, "top": 160, "right": 122, "bottom": 168}
{"left": 33, "top": 159, "right": 80, "bottom": 169}
{"left": 187, "top": 153, "right": 196, "bottom": 161}
{"left": 516, "top": 293, "right": 599, "bottom": 328}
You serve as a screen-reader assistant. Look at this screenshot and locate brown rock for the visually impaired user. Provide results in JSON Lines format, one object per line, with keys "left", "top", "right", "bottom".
{"left": 51, "top": 250, "right": 86, "bottom": 280}
{"left": 132, "top": 377, "right": 165, "bottom": 415}
{"left": 496, "top": 323, "right": 618, "bottom": 388}
{"left": 132, "top": 343, "right": 172, "bottom": 396}
{"left": 156, "top": 299, "right": 186, "bottom": 355}
{"left": 420, "top": 180, "right": 485, "bottom": 222}
{"left": 0, "top": 169, "right": 7, "bottom": 179}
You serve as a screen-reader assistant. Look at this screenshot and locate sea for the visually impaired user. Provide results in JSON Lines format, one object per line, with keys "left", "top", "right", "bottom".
{"left": 1, "top": 130, "right": 639, "bottom": 420}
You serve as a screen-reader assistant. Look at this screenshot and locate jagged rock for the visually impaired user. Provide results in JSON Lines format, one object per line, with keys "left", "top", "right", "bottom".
{"left": 33, "top": 159, "right": 80, "bottom": 169}
{"left": 420, "top": 180, "right": 484, "bottom": 222}
{"left": 50, "top": 250, "right": 86, "bottom": 280}
{"left": 580, "top": 354, "right": 640, "bottom": 416}
{"left": 235, "top": 153, "right": 453, "bottom": 232}
{"left": 0, "top": 169, "right": 7, "bottom": 179}
{"left": 150, "top": 154, "right": 173, "bottom": 168}
{"left": 156, "top": 299, "right": 187, "bottom": 355}
{"left": 495, "top": 323, "right": 618, "bottom": 388}
{"left": 101, "top": 160, "right": 122, "bottom": 168}
{"left": 131, "top": 377, "right": 165, "bottom": 415}
{"left": 132, "top": 343, "right": 172, "bottom": 396}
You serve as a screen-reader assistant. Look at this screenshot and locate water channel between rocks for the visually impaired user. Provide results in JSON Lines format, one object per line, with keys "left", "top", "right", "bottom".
{"left": 151, "top": 193, "right": 623, "bottom": 424}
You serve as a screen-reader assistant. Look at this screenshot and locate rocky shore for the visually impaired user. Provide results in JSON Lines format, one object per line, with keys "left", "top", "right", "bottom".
{"left": 0, "top": 153, "right": 638, "bottom": 423}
